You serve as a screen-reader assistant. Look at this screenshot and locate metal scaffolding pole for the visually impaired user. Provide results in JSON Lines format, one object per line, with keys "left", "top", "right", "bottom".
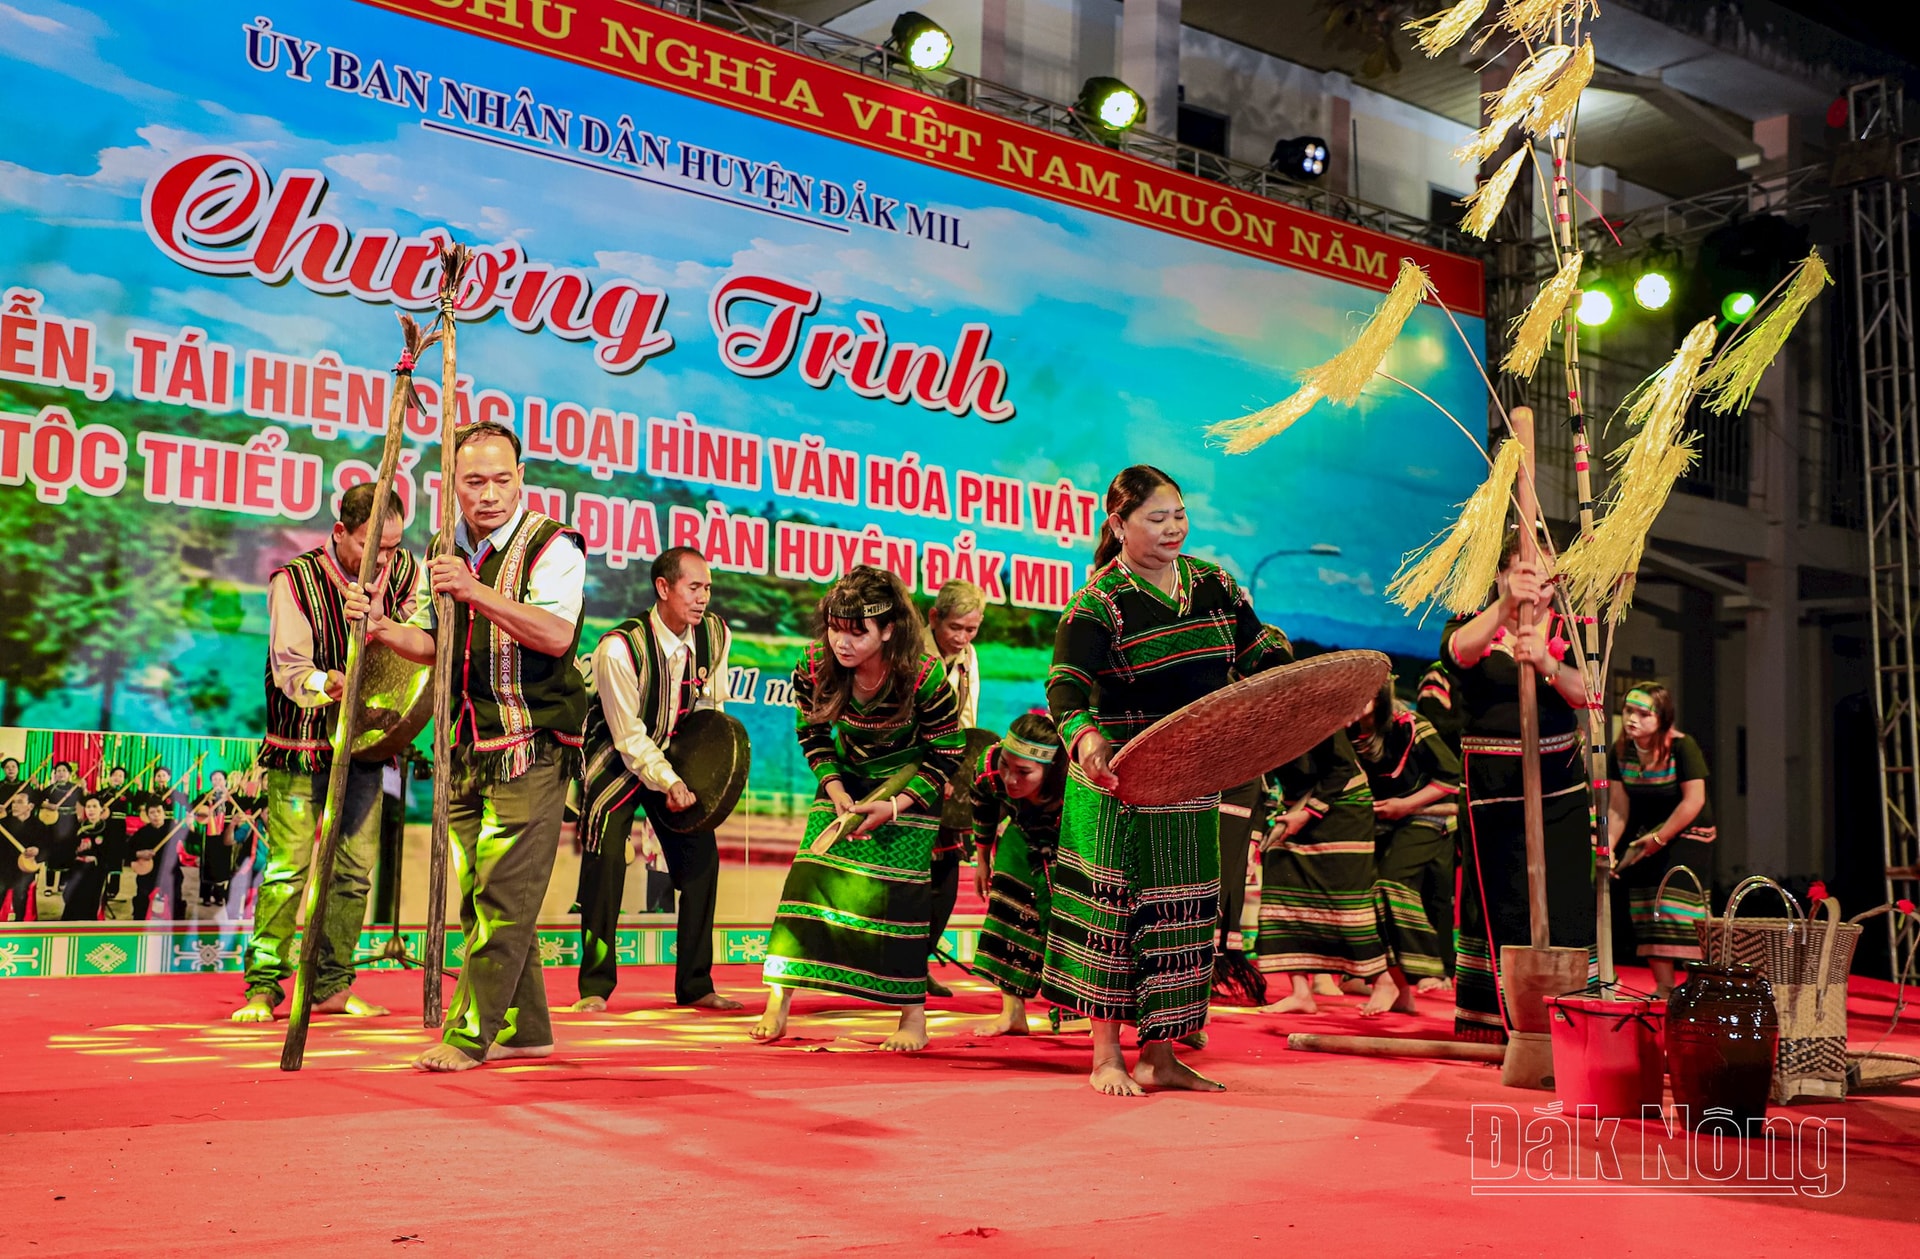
{"left": 1847, "top": 79, "right": 1920, "bottom": 977}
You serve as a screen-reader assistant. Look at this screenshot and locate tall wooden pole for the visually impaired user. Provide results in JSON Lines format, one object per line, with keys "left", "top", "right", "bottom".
{"left": 1510, "top": 405, "right": 1552, "bottom": 947}
{"left": 1549, "top": 79, "right": 1615, "bottom": 990}
{"left": 281, "top": 347, "right": 416, "bottom": 1071}
{"left": 421, "top": 244, "right": 470, "bottom": 1029}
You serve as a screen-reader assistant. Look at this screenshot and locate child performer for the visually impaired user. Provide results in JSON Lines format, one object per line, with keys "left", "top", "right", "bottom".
{"left": 1348, "top": 679, "right": 1461, "bottom": 1003}
{"left": 1257, "top": 731, "right": 1396, "bottom": 1014}
{"left": 925, "top": 579, "right": 986, "bottom": 997}
{"left": 754, "top": 567, "right": 965, "bottom": 1050}
{"left": 968, "top": 714, "right": 1066, "bottom": 1036}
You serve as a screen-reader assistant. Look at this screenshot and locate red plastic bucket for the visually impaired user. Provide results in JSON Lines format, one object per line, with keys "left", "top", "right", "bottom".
{"left": 1545, "top": 994, "right": 1666, "bottom": 1118}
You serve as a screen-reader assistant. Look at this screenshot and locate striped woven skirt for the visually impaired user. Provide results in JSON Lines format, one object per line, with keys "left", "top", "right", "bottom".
{"left": 1256, "top": 802, "right": 1389, "bottom": 979}
{"left": 1375, "top": 818, "right": 1452, "bottom": 980}
{"left": 974, "top": 824, "right": 1055, "bottom": 999}
{"left": 762, "top": 790, "right": 936, "bottom": 1006}
{"left": 1455, "top": 733, "right": 1596, "bottom": 1043}
{"left": 1039, "top": 768, "right": 1219, "bottom": 1042}
{"left": 1619, "top": 827, "right": 1714, "bottom": 961}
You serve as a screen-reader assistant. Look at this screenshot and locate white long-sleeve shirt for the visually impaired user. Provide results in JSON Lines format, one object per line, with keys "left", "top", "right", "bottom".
{"left": 590, "top": 608, "right": 731, "bottom": 793}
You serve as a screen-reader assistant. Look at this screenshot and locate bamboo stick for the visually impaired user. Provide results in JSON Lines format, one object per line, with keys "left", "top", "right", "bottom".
{"left": 1511, "top": 406, "right": 1551, "bottom": 948}
{"left": 281, "top": 339, "right": 417, "bottom": 1071}
{"left": 422, "top": 244, "right": 471, "bottom": 1029}
{"left": 1286, "top": 1033, "right": 1506, "bottom": 1063}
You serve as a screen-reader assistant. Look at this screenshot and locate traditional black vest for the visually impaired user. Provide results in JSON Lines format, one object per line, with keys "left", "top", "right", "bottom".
{"left": 436, "top": 511, "right": 588, "bottom": 784}
{"left": 578, "top": 612, "right": 727, "bottom": 854}
{"left": 261, "top": 543, "right": 419, "bottom": 773}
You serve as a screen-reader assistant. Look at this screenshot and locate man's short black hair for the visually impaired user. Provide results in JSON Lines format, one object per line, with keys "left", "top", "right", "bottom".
{"left": 53, "top": 761, "right": 73, "bottom": 773}
{"left": 652, "top": 546, "right": 707, "bottom": 590}
{"left": 338, "top": 482, "right": 406, "bottom": 533}
{"left": 1, "top": 757, "right": 18, "bottom": 770}
{"left": 454, "top": 420, "right": 521, "bottom": 460}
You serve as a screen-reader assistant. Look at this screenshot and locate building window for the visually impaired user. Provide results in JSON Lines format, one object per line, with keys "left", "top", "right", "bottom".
{"left": 1177, "top": 102, "right": 1230, "bottom": 157}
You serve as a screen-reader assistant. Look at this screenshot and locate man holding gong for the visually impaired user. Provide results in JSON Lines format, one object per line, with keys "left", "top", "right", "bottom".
{"left": 573, "top": 546, "right": 742, "bottom": 1013}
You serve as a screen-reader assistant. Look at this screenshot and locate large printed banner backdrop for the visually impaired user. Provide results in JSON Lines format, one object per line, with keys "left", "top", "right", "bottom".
{"left": 0, "top": 0, "right": 1486, "bottom": 803}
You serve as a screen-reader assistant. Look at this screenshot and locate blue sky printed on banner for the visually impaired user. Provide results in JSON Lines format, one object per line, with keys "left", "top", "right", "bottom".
{"left": 0, "top": 0, "right": 1486, "bottom": 659}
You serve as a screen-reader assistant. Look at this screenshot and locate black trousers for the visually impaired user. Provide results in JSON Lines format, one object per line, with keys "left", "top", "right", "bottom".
{"left": 2, "top": 866, "right": 33, "bottom": 920}
{"left": 575, "top": 791, "right": 720, "bottom": 1005}
{"left": 61, "top": 864, "right": 106, "bottom": 920}
{"left": 928, "top": 850, "right": 960, "bottom": 957}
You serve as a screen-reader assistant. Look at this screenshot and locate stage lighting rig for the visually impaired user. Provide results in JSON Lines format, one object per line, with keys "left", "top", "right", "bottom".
{"left": 887, "top": 12, "right": 953, "bottom": 72}
{"left": 1075, "top": 77, "right": 1145, "bottom": 135}
{"left": 1576, "top": 285, "right": 1616, "bottom": 327}
{"left": 1694, "top": 215, "right": 1806, "bottom": 328}
{"left": 1633, "top": 270, "right": 1673, "bottom": 311}
{"left": 1269, "top": 136, "right": 1330, "bottom": 181}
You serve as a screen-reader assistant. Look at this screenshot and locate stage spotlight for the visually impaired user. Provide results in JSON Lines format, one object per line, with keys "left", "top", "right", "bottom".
{"left": 1269, "top": 136, "right": 1330, "bottom": 180}
{"left": 1693, "top": 215, "right": 1806, "bottom": 328}
{"left": 888, "top": 12, "right": 953, "bottom": 71}
{"left": 1577, "top": 287, "right": 1615, "bottom": 327}
{"left": 1076, "top": 76, "right": 1145, "bottom": 133}
{"left": 1633, "top": 271, "right": 1672, "bottom": 311}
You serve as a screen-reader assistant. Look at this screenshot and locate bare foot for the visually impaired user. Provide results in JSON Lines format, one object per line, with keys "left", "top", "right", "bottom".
{"left": 1360, "top": 972, "right": 1416, "bottom": 1017}
{"left": 1261, "top": 991, "right": 1318, "bottom": 1014}
{"left": 413, "top": 1042, "right": 482, "bottom": 1072}
{"left": 485, "top": 1042, "right": 554, "bottom": 1061}
{"left": 569, "top": 995, "right": 608, "bottom": 1012}
{"left": 751, "top": 986, "right": 792, "bottom": 1043}
{"left": 1133, "top": 1042, "right": 1226, "bottom": 1092}
{"left": 1090, "top": 1060, "right": 1146, "bottom": 1096}
{"left": 1179, "top": 1029, "right": 1209, "bottom": 1050}
{"left": 230, "top": 994, "right": 276, "bottom": 1023}
{"left": 686, "top": 992, "right": 744, "bottom": 1011}
{"left": 973, "top": 995, "right": 1030, "bottom": 1037}
{"left": 1311, "top": 974, "right": 1344, "bottom": 997}
{"left": 882, "top": 1004, "right": 929, "bottom": 1052}
{"left": 316, "top": 991, "right": 388, "bottom": 1017}
{"left": 1416, "top": 976, "right": 1451, "bottom": 994}
{"left": 1340, "top": 977, "right": 1374, "bottom": 996}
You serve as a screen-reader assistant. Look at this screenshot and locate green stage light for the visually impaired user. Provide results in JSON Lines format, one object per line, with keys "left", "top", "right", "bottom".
{"left": 1577, "top": 287, "right": 1615, "bottom": 327}
{"left": 1633, "top": 271, "right": 1672, "bottom": 311}
{"left": 1076, "top": 76, "right": 1145, "bottom": 133}
{"left": 888, "top": 12, "right": 953, "bottom": 71}
{"left": 1722, "top": 291, "right": 1758, "bottom": 322}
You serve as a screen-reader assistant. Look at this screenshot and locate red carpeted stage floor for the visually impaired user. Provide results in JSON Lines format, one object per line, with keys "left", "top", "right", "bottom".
{"left": 5, "top": 965, "right": 1920, "bottom": 1257}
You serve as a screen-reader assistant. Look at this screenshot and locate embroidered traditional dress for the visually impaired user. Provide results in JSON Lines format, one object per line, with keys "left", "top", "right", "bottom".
{"left": 1041, "top": 556, "right": 1291, "bottom": 1041}
{"left": 762, "top": 644, "right": 964, "bottom": 1005}
{"left": 1444, "top": 615, "right": 1595, "bottom": 1043}
{"left": 1611, "top": 734, "right": 1716, "bottom": 961}
{"left": 1353, "top": 704, "right": 1462, "bottom": 980}
{"left": 1257, "top": 731, "right": 1390, "bottom": 980}
{"left": 259, "top": 544, "right": 418, "bottom": 773}
{"left": 969, "top": 745, "right": 1062, "bottom": 999}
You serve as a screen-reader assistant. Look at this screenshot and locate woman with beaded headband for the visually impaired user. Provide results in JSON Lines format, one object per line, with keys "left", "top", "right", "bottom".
{"left": 968, "top": 712, "right": 1068, "bottom": 1036}
{"left": 754, "top": 566, "right": 965, "bottom": 1050}
{"left": 1043, "top": 465, "right": 1294, "bottom": 1095}
{"left": 1608, "top": 681, "right": 1715, "bottom": 997}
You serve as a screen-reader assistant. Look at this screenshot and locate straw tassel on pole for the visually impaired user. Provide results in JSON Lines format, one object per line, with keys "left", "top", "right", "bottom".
{"left": 1698, "top": 250, "right": 1832, "bottom": 416}
{"left": 1208, "top": 260, "right": 1432, "bottom": 454}
{"left": 1460, "top": 148, "right": 1529, "bottom": 240}
{"left": 1387, "top": 437, "right": 1526, "bottom": 615}
{"left": 1501, "top": 250, "right": 1582, "bottom": 379}
{"left": 1404, "top": 0, "right": 1490, "bottom": 57}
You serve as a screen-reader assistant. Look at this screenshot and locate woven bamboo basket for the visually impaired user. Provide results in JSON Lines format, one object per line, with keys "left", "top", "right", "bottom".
{"left": 1110, "top": 649, "right": 1390, "bottom": 806}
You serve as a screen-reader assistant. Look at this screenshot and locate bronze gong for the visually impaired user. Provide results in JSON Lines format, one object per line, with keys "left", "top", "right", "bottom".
{"left": 351, "top": 641, "right": 434, "bottom": 762}
{"left": 654, "top": 709, "right": 753, "bottom": 835}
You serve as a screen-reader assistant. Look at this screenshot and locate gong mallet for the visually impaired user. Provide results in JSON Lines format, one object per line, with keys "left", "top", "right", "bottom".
{"left": 1499, "top": 406, "right": 1588, "bottom": 1091}
{"left": 280, "top": 333, "right": 422, "bottom": 1071}
{"left": 810, "top": 762, "right": 923, "bottom": 856}
{"left": 422, "top": 242, "right": 474, "bottom": 1029}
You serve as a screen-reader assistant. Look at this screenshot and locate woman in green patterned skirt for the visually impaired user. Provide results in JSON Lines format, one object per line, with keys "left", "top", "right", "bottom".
{"left": 754, "top": 567, "right": 964, "bottom": 1050}
{"left": 1608, "top": 681, "right": 1715, "bottom": 997}
{"left": 1257, "top": 730, "right": 1397, "bottom": 1014}
{"left": 969, "top": 713, "right": 1067, "bottom": 1036}
{"left": 1043, "top": 465, "right": 1294, "bottom": 1096}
